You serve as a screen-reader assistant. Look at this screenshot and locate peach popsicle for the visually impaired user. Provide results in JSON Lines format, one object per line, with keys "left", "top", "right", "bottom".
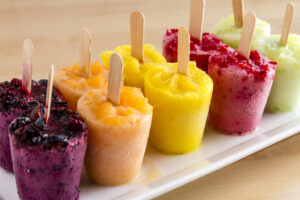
{"left": 100, "top": 11, "right": 166, "bottom": 90}
{"left": 145, "top": 27, "right": 213, "bottom": 154}
{"left": 77, "top": 53, "right": 153, "bottom": 185}
{"left": 54, "top": 29, "right": 109, "bottom": 110}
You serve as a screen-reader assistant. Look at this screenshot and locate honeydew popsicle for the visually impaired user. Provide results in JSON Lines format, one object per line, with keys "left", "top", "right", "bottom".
{"left": 163, "top": 0, "right": 234, "bottom": 72}
{"left": 10, "top": 66, "right": 88, "bottom": 200}
{"left": 208, "top": 13, "right": 276, "bottom": 135}
{"left": 100, "top": 11, "right": 166, "bottom": 90}
{"left": 145, "top": 27, "right": 213, "bottom": 154}
{"left": 253, "top": 3, "right": 300, "bottom": 112}
{"left": 0, "top": 40, "right": 64, "bottom": 173}
{"left": 212, "top": 0, "right": 271, "bottom": 49}
{"left": 78, "top": 53, "right": 152, "bottom": 185}
{"left": 54, "top": 29, "right": 109, "bottom": 110}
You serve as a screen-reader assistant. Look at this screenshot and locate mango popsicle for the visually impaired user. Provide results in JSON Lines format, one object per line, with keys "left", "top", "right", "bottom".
{"left": 145, "top": 27, "right": 213, "bottom": 154}
{"left": 54, "top": 29, "right": 109, "bottom": 111}
{"left": 252, "top": 3, "right": 299, "bottom": 112}
{"left": 77, "top": 53, "right": 153, "bottom": 185}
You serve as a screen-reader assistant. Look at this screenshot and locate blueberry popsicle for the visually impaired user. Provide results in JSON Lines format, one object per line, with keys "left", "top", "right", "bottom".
{"left": 145, "top": 27, "right": 213, "bottom": 154}
{"left": 100, "top": 11, "right": 166, "bottom": 90}
{"left": 78, "top": 53, "right": 152, "bottom": 185}
{"left": 54, "top": 29, "right": 109, "bottom": 111}
{"left": 253, "top": 3, "right": 299, "bottom": 112}
{"left": 208, "top": 13, "right": 276, "bottom": 135}
{"left": 212, "top": 0, "right": 270, "bottom": 49}
{"left": 9, "top": 66, "right": 88, "bottom": 200}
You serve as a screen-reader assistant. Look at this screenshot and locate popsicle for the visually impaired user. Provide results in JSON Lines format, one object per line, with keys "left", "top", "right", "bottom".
{"left": 208, "top": 13, "right": 276, "bottom": 135}
{"left": 145, "top": 27, "right": 213, "bottom": 154}
{"left": 100, "top": 11, "right": 166, "bottom": 90}
{"left": 54, "top": 28, "right": 109, "bottom": 110}
{"left": 162, "top": 0, "right": 234, "bottom": 72}
{"left": 0, "top": 40, "right": 64, "bottom": 173}
{"left": 77, "top": 53, "right": 152, "bottom": 185}
{"left": 9, "top": 65, "right": 88, "bottom": 200}
{"left": 211, "top": 0, "right": 271, "bottom": 49}
{"left": 253, "top": 3, "right": 299, "bottom": 112}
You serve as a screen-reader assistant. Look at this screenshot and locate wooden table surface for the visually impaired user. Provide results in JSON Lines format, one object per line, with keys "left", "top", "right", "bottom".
{"left": 1, "top": 0, "right": 300, "bottom": 199}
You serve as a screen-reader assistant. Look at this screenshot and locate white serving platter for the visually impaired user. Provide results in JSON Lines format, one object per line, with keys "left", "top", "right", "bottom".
{"left": 0, "top": 76, "right": 300, "bottom": 200}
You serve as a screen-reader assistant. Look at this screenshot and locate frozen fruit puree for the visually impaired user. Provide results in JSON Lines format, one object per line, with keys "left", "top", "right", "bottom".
{"left": 100, "top": 44, "right": 166, "bottom": 90}
{"left": 212, "top": 15, "right": 271, "bottom": 49}
{"left": 163, "top": 29, "right": 234, "bottom": 72}
{"left": 144, "top": 62, "right": 213, "bottom": 154}
{"left": 9, "top": 101, "right": 88, "bottom": 200}
{"left": 253, "top": 34, "right": 300, "bottom": 112}
{"left": 77, "top": 87, "right": 152, "bottom": 185}
{"left": 0, "top": 78, "right": 63, "bottom": 172}
{"left": 208, "top": 50, "right": 276, "bottom": 135}
{"left": 54, "top": 61, "right": 109, "bottom": 111}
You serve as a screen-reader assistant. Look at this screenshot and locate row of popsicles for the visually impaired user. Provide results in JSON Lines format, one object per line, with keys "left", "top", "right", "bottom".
{"left": 0, "top": 0, "right": 299, "bottom": 199}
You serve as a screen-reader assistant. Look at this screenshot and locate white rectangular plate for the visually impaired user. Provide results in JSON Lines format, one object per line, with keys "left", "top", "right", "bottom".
{"left": 1, "top": 76, "right": 300, "bottom": 200}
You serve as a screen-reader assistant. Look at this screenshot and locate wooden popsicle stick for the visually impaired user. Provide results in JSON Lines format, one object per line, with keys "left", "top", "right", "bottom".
{"left": 189, "top": 0, "right": 205, "bottom": 40}
{"left": 232, "top": 0, "right": 244, "bottom": 27}
{"left": 22, "top": 39, "right": 33, "bottom": 94}
{"left": 280, "top": 2, "right": 294, "bottom": 46}
{"left": 130, "top": 10, "right": 145, "bottom": 62}
{"left": 177, "top": 27, "right": 190, "bottom": 75}
{"left": 44, "top": 64, "right": 54, "bottom": 124}
{"left": 238, "top": 12, "right": 256, "bottom": 58}
{"left": 107, "top": 53, "right": 124, "bottom": 105}
{"left": 79, "top": 28, "right": 92, "bottom": 78}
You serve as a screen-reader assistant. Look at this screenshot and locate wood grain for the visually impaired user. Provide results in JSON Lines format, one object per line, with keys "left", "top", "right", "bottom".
{"left": 280, "top": 2, "right": 294, "bottom": 46}
{"left": 0, "top": 0, "right": 300, "bottom": 199}
{"left": 238, "top": 12, "right": 256, "bottom": 58}
{"left": 177, "top": 27, "right": 190, "bottom": 75}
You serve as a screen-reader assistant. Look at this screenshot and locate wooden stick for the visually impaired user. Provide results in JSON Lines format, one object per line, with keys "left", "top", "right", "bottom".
{"left": 130, "top": 10, "right": 145, "bottom": 62}
{"left": 189, "top": 0, "right": 205, "bottom": 40}
{"left": 280, "top": 2, "right": 294, "bottom": 46}
{"left": 79, "top": 28, "right": 92, "bottom": 78}
{"left": 22, "top": 39, "right": 33, "bottom": 94}
{"left": 44, "top": 65, "right": 54, "bottom": 124}
{"left": 232, "top": 0, "right": 244, "bottom": 27}
{"left": 238, "top": 12, "right": 256, "bottom": 58}
{"left": 177, "top": 27, "right": 190, "bottom": 75}
{"left": 107, "top": 53, "right": 124, "bottom": 105}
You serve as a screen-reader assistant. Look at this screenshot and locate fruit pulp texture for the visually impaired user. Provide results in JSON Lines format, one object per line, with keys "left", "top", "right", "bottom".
{"left": 211, "top": 15, "right": 271, "bottom": 49}
{"left": 0, "top": 110, "right": 22, "bottom": 172}
{"left": 162, "top": 29, "right": 234, "bottom": 72}
{"left": 144, "top": 62, "right": 213, "bottom": 154}
{"left": 54, "top": 61, "right": 109, "bottom": 111}
{"left": 77, "top": 87, "right": 152, "bottom": 185}
{"left": 253, "top": 34, "right": 300, "bottom": 112}
{"left": 9, "top": 101, "right": 87, "bottom": 200}
{"left": 10, "top": 135, "right": 87, "bottom": 200}
{"left": 100, "top": 44, "right": 166, "bottom": 90}
{"left": 208, "top": 50, "right": 276, "bottom": 135}
{"left": 0, "top": 78, "right": 64, "bottom": 173}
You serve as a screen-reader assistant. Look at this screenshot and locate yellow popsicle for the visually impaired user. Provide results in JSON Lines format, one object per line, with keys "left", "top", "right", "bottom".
{"left": 100, "top": 44, "right": 166, "bottom": 90}
{"left": 77, "top": 87, "right": 153, "bottom": 185}
{"left": 54, "top": 61, "right": 109, "bottom": 110}
{"left": 144, "top": 62, "right": 213, "bottom": 154}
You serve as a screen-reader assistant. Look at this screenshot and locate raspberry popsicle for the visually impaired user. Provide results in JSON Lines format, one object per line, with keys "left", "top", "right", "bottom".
{"left": 212, "top": 0, "right": 270, "bottom": 49}
{"left": 253, "top": 3, "right": 299, "bottom": 112}
{"left": 78, "top": 53, "right": 152, "bottom": 185}
{"left": 100, "top": 11, "right": 166, "bottom": 90}
{"left": 54, "top": 29, "right": 109, "bottom": 110}
{"left": 208, "top": 13, "right": 276, "bottom": 135}
{"left": 0, "top": 40, "right": 64, "bottom": 173}
{"left": 9, "top": 66, "right": 88, "bottom": 200}
{"left": 162, "top": 0, "right": 234, "bottom": 72}
{"left": 145, "top": 28, "right": 213, "bottom": 154}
